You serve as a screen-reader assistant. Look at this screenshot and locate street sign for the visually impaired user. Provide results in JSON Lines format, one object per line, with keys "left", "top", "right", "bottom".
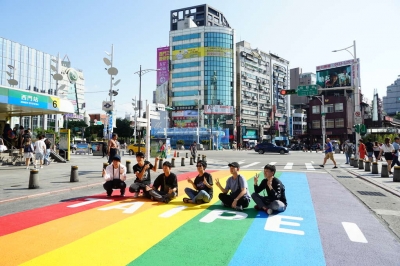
{"left": 156, "top": 103, "right": 165, "bottom": 111}
{"left": 136, "top": 117, "right": 147, "bottom": 123}
{"left": 102, "top": 101, "right": 114, "bottom": 111}
{"left": 297, "top": 85, "right": 318, "bottom": 96}
{"left": 354, "top": 111, "right": 362, "bottom": 124}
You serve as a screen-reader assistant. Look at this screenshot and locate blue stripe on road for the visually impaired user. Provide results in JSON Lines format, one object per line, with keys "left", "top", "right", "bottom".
{"left": 229, "top": 172, "right": 326, "bottom": 266}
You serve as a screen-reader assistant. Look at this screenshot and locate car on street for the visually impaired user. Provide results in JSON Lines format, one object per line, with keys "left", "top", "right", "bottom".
{"left": 254, "top": 143, "right": 289, "bottom": 155}
{"left": 126, "top": 143, "right": 146, "bottom": 155}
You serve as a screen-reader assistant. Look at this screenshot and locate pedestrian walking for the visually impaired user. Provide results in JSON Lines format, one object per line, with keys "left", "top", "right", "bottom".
{"left": 373, "top": 142, "right": 381, "bottom": 162}
{"left": 190, "top": 141, "right": 197, "bottom": 162}
{"left": 319, "top": 138, "right": 338, "bottom": 169}
{"left": 390, "top": 137, "right": 400, "bottom": 170}
{"left": 378, "top": 138, "right": 394, "bottom": 175}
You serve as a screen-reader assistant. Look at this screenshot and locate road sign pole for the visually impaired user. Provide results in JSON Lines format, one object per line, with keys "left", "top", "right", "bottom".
{"left": 322, "top": 95, "right": 326, "bottom": 146}
{"left": 145, "top": 102, "right": 151, "bottom": 159}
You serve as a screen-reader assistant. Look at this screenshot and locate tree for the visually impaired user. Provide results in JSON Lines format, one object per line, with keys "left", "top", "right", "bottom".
{"left": 113, "top": 118, "right": 133, "bottom": 139}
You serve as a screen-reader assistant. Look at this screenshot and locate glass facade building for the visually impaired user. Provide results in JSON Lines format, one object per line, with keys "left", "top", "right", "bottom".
{"left": 0, "top": 37, "right": 85, "bottom": 132}
{"left": 169, "top": 5, "right": 235, "bottom": 148}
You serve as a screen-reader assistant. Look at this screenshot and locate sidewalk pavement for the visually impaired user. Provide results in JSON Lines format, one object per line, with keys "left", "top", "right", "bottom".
{"left": 0, "top": 152, "right": 202, "bottom": 204}
{"left": 341, "top": 160, "right": 400, "bottom": 197}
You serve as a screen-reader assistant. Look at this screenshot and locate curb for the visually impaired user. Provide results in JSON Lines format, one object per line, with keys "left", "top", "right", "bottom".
{"left": 347, "top": 169, "right": 400, "bottom": 198}
{"left": 0, "top": 177, "right": 135, "bottom": 204}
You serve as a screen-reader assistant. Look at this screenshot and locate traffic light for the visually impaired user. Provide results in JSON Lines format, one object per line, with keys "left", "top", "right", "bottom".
{"left": 280, "top": 89, "right": 296, "bottom": 95}
{"left": 354, "top": 124, "right": 360, "bottom": 133}
{"left": 360, "top": 124, "right": 367, "bottom": 136}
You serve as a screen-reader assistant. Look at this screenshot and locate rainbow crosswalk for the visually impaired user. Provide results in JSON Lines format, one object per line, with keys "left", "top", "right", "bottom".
{"left": 0, "top": 170, "right": 326, "bottom": 266}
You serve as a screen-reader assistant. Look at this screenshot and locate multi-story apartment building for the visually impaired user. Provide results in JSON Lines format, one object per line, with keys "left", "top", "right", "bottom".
{"left": 383, "top": 75, "right": 400, "bottom": 115}
{"left": 0, "top": 37, "right": 84, "bottom": 132}
{"left": 169, "top": 4, "right": 235, "bottom": 140}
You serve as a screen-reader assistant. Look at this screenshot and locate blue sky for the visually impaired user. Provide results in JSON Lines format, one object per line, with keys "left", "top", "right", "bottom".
{"left": 2, "top": 0, "right": 399, "bottom": 117}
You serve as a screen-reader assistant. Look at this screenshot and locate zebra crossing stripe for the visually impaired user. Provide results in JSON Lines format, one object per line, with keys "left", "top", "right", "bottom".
{"left": 284, "top": 163, "right": 293, "bottom": 169}
{"left": 269, "top": 162, "right": 277, "bottom": 165}
{"left": 241, "top": 162, "right": 260, "bottom": 168}
{"left": 305, "top": 163, "right": 315, "bottom": 170}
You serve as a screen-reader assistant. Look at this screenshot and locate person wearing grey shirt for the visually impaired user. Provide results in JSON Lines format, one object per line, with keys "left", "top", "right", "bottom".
{"left": 391, "top": 137, "right": 400, "bottom": 170}
{"left": 215, "top": 162, "right": 250, "bottom": 211}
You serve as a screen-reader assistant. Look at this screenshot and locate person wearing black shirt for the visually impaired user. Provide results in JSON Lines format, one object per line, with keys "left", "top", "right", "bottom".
{"left": 183, "top": 160, "right": 213, "bottom": 204}
{"left": 190, "top": 141, "right": 197, "bottom": 162}
{"left": 128, "top": 152, "right": 158, "bottom": 198}
{"left": 365, "top": 140, "right": 374, "bottom": 162}
{"left": 146, "top": 161, "right": 178, "bottom": 203}
{"left": 252, "top": 164, "right": 287, "bottom": 215}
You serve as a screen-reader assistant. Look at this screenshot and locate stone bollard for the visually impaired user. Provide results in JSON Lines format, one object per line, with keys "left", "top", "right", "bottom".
{"left": 190, "top": 157, "right": 193, "bottom": 165}
{"left": 371, "top": 162, "right": 378, "bottom": 174}
{"left": 171, "top": 158, "right": 175, "bottom": 167}
{"left": 126, "top": 160, "right": 132, "bottom": 173}
{"left": 393, "top": 166, "right": 400, "bottom": 182}
{"left": 181, "top": 157, "right": 185, "bottom": 166}
{"left": 158, "top": 158, "right": 164, "bottom": 169}
{"left": 350, "top": 158, "right": 354, "bottom": 167}
{"left": 364, "top": 161, "right": 371, "bottom": 172}
{"left": 103, "top": 162, "right": 109, "bottom": 170}
{"left": 177, "top": 152, "right": 180, "bottom": 157}
{"left": 353, "top": 158, "right": 359, "bottom": 168}
{"left": 358, "top": 159, "right": 364, "bottom": 170}
{"left": 381, "top": 164, "right": 389, "bottom": 177}
{"left": 197, "top": 155, "right": 201, "bottom": 162}
{"left": 186, "top": 153, "right": 188, "bottom": 158}
{"left": 28, "top": 169, "right": 40, "bottom": 189}
{"left": 70, "top": 166, "right": 79, "bottom": 182}
{"left": 202, "top": 155, "right": 206, "bottom": 162}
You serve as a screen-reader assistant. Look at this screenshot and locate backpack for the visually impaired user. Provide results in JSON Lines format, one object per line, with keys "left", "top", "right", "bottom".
{"left": 24, "top": 144, "right": 33, "bottom": 153}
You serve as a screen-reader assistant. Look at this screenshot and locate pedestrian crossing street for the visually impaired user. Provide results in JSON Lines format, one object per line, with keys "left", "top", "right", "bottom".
{"left": 215, "top": 160, "right": 326, "bottom": 171}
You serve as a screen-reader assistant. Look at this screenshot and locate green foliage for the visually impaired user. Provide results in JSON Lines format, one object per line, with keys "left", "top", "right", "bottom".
{"left": 113, "top": 118, "right": 133, "bottom": 139}
{"left": 176, "top": 139, "right": 185, "bottom": 145}
{"left": 362, "top": 133, "right": 399, "bottom": 144}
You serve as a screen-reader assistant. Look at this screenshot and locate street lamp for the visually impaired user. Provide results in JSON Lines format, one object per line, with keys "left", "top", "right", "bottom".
{"left": 133, "top": 65, "right": 160, "bottom": 152}
{"left": 103, "top": 44, "right": 120, "bottom": 139}
{"left": 333, "top": 40, "right": 359, "bottom": 158}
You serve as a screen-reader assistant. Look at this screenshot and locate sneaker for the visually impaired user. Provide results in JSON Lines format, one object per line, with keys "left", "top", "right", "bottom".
{"left": 133, "top": 192, "right": 139, "bottom": 198}
{"left": 26, "top": 167, "right": 29, "bottom": 170}
{"left": 40, "top": 166, "right": 43, "bottom": 169}
{"left": 163, "top": 197, "right": 171, "bottom": 204}
{"left": 319, "top": 165, "right": 324, "bottom": 168}
{"left": 254, "top": 205, "right": 261, "bottom": 211}
{"left": 333, "top": 166, "right": 338, "bottom": 169}
{"left": 266, "top": 208, "right": 273, "bottom": 215}
{"left": 120, "top": 193, "right": 125, "bottom": 197}
{"left": 235, "top": 205, "right": 243, "bottom": 211}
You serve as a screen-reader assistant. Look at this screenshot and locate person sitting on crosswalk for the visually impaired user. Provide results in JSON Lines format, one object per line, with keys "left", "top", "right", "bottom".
{"left": 183, "top": 160, "right": 213, "bottom": 204}
{"left": 145, "top": 161, "right": 178, "bottom": 204}
{"left": 215, "top": 162, "right": 251, "bottom": 211}
{"left": 252, "top": 164, "right": 287, "bottom": 215}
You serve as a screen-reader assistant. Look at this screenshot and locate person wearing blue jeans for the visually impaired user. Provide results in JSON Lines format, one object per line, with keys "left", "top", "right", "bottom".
{"left": 183, "top": 160, "right": 213, "bottom": 204}
{"left": 252, "top": 164, "right": 287, "bottom": 215}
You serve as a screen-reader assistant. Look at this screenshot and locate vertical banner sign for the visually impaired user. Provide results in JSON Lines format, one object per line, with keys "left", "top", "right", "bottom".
{"left": 108, "top": 114, "right": 113, "bottom": 131}
{"left": 156, "top": 46, "right": 170, "bottom": 106}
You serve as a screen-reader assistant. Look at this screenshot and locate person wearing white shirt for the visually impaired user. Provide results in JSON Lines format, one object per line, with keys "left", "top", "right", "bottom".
{"left": 102, "top": 154, "right": 127, "bottom": 197}
{"left": 391, "top": 137, "right": 400, "bottom": 170}
{"left": 34, "top": 135, "right": 46, "bottom": 169}
{"left": 378, "top": 137, "right": 395, "bottom": 175}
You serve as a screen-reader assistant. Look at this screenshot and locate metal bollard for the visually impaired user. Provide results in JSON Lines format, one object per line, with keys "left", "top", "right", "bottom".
{"left": 364, "top": 161, "right": 371, "bottom": 172}
{"left": 103, "top": 162, "right": 109, "bottom": 170}
{"left": 158, "top": 158, "right": 164, "bottom": 169}
{"left": 190, "top": 157, "right": 193, "bottom": 165}
{"left": 350, "top": 158, "right": 354, "bottom": 167}
{"left": 393, "top": 166, "right": 400, "bottom": 182}
{"left": 358, "top": 159, "right": 364, "bottom": 170}
{"left": 126, "top": 160, "right": 131, "bottom": 173}
{"left": 202, "top": 155, "right": 206, "bottom": 161}
{"left": 186, "top": 153, "right": 188, "bottom": 158}
{"left": 177, "top": 152, "right": 180, "bottom": 157}
{"left": 381, "top": 164, "right": 389, "bottom": 177}
{"left": 171, "top": 158, "right": 175, "bottom": 167}
{"left": 181, "top": 157, "right": 185, "bottom": 166}
{"left": 371, "top": 162, "right": 378, "bottom": 174}
{"left": 197, "top": 155, "right": 201, "bottom": 162}
{"left": 70, "top": 166, "right": 79, "bottom": 182}
{"left": 28, "top": 169, "right": 40, "bottom": 189}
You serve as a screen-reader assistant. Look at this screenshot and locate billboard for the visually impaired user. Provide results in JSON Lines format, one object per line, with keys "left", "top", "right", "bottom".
{"left": 172, "top": 47, "right": 233, "bottom": 61}
{"left": 155, "top": 81, "right": 168, "bottom": 106}
{"left": 157, "top": 47, "right": 170, "bottom": 86}
{"left": 203, "top": 105, "right": 234, "bottom": 115}
{"left": 316, "top": 59, "right": 360, "bottom": 89}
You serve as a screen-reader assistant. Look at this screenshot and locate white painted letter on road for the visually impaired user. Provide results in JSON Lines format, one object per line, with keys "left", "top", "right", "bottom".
{"left": 67, "top": 198, "right": 112, "bottom": 208}
{"left": 98, "top": 202, "right": 144, "bottom": 214}
{"left": 265, "top": 215, "right": 305, "bottom": 235}
{"left": 200, "top": 209, "right": 248, "bottom": 223}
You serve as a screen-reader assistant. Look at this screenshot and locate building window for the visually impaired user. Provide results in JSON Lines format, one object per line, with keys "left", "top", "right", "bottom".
{"left": 173, "top": 61, "right": 201, "bottom": 69}
{"left": 325, "top": 104, "right": 334, "bottom": 113}
{"left": 335, "top": 103, "right": 343, "bottom": 112}
{"left": 172, "top": 71, "right": 201, "bottom": 78}
{"left": 172, "top": 42, "right": 201, "bottom": 51}
{"left": 172, "top": 33, "right": 201, "bottom": 42}
{"left": 172, "top": 80, "right": 201, "bottom": 88}
{"left": 312, "top": 120, "right": 320, "bottom": 129}
{"left": 312, "top": 106, "right": 320, "bottom": 114}
{"left": 335, "top": 118, "right": 344, "bottom": 128}
{"left": 326, "top": 119, "right": 334, "bottom": 128}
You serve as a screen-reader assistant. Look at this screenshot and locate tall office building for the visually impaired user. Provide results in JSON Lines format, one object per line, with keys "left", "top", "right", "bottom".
{"left": 383, "top": 75, "right": 400, "bottom": 115}
{"left": 169, "top": 4, "right": 235, "bottom": 138}
{"left": 0, "top": 37, "right": 85, "bottom": 131}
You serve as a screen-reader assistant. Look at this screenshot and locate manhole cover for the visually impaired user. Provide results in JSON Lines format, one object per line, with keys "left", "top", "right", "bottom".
{"left": 337, "top": 176, "right": 353, "bottom": 178}
{"left": 357, "top": 191, "right": 386, "bottom": 196}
